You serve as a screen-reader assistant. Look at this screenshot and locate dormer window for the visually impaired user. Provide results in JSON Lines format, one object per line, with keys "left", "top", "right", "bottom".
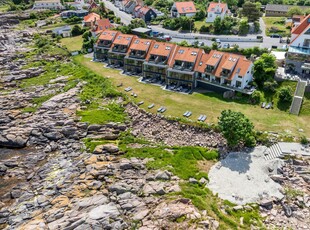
{"left": 178, "top": 50, "right": 184, "bottom": 54}
{"left": 134, "top": 40, "right": 140, "bottom": 44}
{"left": 126, "top": 37, "right": 131, "bottom": 40}
{"left": 154, "top": 44, "right": 159, "bottom": 49}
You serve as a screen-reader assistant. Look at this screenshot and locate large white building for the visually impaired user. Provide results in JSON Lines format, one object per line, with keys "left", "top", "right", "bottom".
{"left": 286, "top": 14, "right": 310, "bottom": 78}
{"left": 206, "top": 2, "right": 229, "bottom": 23}
{"left": 171, "top": 1, "right": 197, "bottom": 18}
{"left": 33, "top": 0, "right": 64, "bottom": 10}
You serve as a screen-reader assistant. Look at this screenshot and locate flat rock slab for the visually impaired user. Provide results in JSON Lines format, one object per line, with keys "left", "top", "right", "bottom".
{"left": 208, "top": 146, "right": 284, "bottom": 205}
{"left": 88, "top": 204, "right": 120, "bottom": 220}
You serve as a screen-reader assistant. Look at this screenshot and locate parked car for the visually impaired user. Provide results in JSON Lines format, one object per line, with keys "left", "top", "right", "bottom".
{"left": 215, "top": 38, "right": 221, "bottom": 43}
{"left": 222, "top": 43, "right": 230, "bottom": 49}
{"left": 163, "top": 35, "right": 172, "bottom": 41}
{"left": 198, "top": 41, "right": 204, "bottom": 46}
{"left": 265, "top": 102, "right": 273, "bottom": 109}
{"left": 270, "top": 34, "right": 282, "bottom": 38}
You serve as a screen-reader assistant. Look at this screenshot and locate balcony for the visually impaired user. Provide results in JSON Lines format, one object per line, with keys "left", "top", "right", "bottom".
{"left": 97, "top": 41, "right": 112, "bottom": 48}
{"left": 129, "top": 51, "right": 146, "bottom": 59}
{"left": 221, "top": 69, "right": 231, "bottom": 77}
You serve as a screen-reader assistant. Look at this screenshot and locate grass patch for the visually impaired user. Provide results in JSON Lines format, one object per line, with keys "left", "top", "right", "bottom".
{"left": 60, "top": 35, "right": 83, "bottom": 52}
{"left": 77, "top": 103, "right": 126, "bottom": 124}
{"left": 300, "top": 92, "right": 310, "bottom": 116}
{"left": 83, "top": 138, "right": 117, "bottom": 152}
{"left": 194, "top": 20, "right": 212, "bottom": 30}
{"left": 124, "top": 146, "right": 217, "bottom": 180}
{"left": 263, "top": 17, "right": 290, "bottom": 36}
{"left": 22, "top": 94, "right": 55, "bottom": 113}
{"left": 74, "top": 55, "right": 310, "bottom": 136}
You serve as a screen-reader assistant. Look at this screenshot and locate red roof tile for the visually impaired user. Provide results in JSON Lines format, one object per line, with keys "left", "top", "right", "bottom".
{"left": 207, "top": 2, "right": 227, "bottom": 13}
{"left": 194, "top": 53, "right": 210, "bottom": 73}
{"left": 170, "top": 46, "right": 201, "bottom": 65}
{"left": 84, "top": 12, "right": 100, "bottom": 23}
{"left": 128, "top": 38, "right": 153, "bottom": 52}
{"left": 112, "top": 34, "right": 136, "bottom": 46}
{"left": 291, "top": 14, "right": 310, "bottom": 35}
{"left": 92, "top": 19, "right": 114, "bottom": 33}
{"left": 175, "top": 1, "right": 197, "bottom": 14}
{"left": 146, "top": 42, "right": 176, "bottom": 60}
{"left": 97, "top": 30, "right": 119, "bottom": 42}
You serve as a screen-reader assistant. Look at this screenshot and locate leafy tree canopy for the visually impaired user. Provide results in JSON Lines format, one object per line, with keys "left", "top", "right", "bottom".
{"left": 218, "top": 110, "right": 255, "bottom": 147}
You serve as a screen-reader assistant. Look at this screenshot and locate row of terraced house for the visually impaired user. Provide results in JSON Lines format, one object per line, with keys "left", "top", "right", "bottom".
{"left": 93, "top": 30, "right": 254, "bottom": 93}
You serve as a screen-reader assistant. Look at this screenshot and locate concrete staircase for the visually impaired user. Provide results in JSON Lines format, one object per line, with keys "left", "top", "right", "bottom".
{"left": 265, "top": 143, "right": 283, "bottom": 160}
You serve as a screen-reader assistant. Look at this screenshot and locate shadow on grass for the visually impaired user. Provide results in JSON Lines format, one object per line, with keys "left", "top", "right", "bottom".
{"left": 277, "top": 100, "right": 291, "bottom": 112}
{"left": 199, "top": 90, "right": 251, "bottom": 105}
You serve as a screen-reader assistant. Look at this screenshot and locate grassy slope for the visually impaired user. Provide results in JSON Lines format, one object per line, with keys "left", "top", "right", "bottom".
{"left": 60, "top": 35, "right": 83, "bottom": 52}
{"left": 74, "top": 55, "right": 310, "bottom": 136}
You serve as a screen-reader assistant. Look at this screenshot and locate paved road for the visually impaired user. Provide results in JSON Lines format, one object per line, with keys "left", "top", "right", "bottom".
{"left": 103, "top": 0, "right": 282, "bottom": 49}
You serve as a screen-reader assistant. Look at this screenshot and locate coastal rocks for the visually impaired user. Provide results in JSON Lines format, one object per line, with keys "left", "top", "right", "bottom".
{"left": 126, "top": 104, "right": 226, "bottom": 149}
{"left": 0, "top": 134, "right": 28, "bottom": 148}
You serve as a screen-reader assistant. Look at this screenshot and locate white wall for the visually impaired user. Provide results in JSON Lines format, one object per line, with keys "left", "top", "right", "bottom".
{"left": 291, "top": 33, "right": 310, "bottom": 48}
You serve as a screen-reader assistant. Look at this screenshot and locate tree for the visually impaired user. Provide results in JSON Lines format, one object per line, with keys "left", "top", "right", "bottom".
{"left": 253, "top": 53, "right": 277, "bottom": 87}
{"left": 278, "top": 86, "right": 293, "bottom": 103}
{"left": 71, "top": 25, "right": 83, "bottom": 36}
{"left": 213, "top": 16, "right": 222, "bottom": 34}
{"left": 250, "top": 90, "right": 262, "bottom": 104}
{"left": 241, "top": 1, "right": 260, "bottom": 22}
{"left": 194, "top": 9, "right": 206, "bottom": 21}
{"left": 218, "top": 110, "right": 255, "bottom": 147}
{"left": 238, "top": 18, "right": 249, "bottom": 35}
{"left": 287, "top": 6, "right": 303, "bottom": 17}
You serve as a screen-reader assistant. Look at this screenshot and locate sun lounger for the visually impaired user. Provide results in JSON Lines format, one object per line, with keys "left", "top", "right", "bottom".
{"left": 198, "top": 115, "right": 203, "bottom": 121}
{"left": 124, "top": 87, "right": 132, "bottom": 92}
{"left": 148, "top": 103, "right": 154, "bottom": 109}
{"left": 183, "top": 111, "right": 189, "bottom": 116}
{"left": 161, "top": 107, "right": 166, "bottom": 113}
{"left": 186, "top": 111, "right": 192, "bottom": 117}
{"left": 137, "top": 101, "right": 144, "bottom": 106}
{"left": 133, "top": 94, "right": 137, "bottom": 97}
{"left": 157, "top": 107, "right": 163, "bottom": 112}
{"left": 200, "top": 115, "right": 207, "bottom": 122}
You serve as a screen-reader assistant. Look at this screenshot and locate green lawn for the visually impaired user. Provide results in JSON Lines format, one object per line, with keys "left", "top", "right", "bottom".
{"left": 194, "top": 20, "right": 212, "bottom": 30}
{"left": 74, "top": 55, "right": 310, "bottom": 137}
{"left": 263, "top": 17, "right": 291, "bottom": 36}
{"left": 61, "top": 35, "right": 83, "bottom": 52}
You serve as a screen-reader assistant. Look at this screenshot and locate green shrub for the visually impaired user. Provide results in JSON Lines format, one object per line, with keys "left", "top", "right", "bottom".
{"left": 300, "top": 136, "right": 309, "bottom": 145}
{"left": 250, "top": 90, "right": 262, "bottom": 104}
{"left": 278, "top": 86, "right": 293, "bottom": 103}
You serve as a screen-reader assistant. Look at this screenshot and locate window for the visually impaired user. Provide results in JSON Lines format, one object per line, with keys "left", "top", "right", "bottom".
{"left": 154, "top": 44, "right": 159, "bottom": 49}
{"left": 126, "top": 37, "right": 131, "bottom": 40}
{"left": 134, "top": 40, "right": 140, "bottom": 44}
{"left": 178, "top": 50, "right": 184, "bottom": 54}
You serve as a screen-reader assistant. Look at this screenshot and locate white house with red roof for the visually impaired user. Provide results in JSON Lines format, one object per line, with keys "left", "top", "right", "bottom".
{"left": 91, "top": 19, "right": 114, "bottom": 36}
{"left": 171, "top": 1, "right": 197, "bottom": 18}
{"left": 286, "top": 14, "right": 310, "bottom": 78}
{"left": 206, "top": 2, "right": 229, "bottom": 23}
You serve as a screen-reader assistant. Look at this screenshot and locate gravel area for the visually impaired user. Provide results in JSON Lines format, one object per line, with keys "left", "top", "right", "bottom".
{"left": 208, "top": 146, "right": 284, "bottom": 205}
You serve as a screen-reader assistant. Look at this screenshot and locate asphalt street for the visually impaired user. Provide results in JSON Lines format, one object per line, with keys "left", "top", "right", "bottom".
{"left": 102, "top": 0, "right": 283, "bottom": 49}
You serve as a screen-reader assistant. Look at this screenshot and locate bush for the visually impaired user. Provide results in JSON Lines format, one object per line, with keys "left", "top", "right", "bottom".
{"left": 263, "top": 80, "right": 278, "bottom": 93}
{"left": 278, "top": 86, "right": 293, "bottom": 103}
{"left": 71, "top": 25, "right": 83, "bottom": 36}
{"left": 300, "top": 136, "right": 309, "bottom": 145}
{"left": 249, "top": 90, "right": 261, "bottom": 104}
{"left": 199, "top": 25, "right": 210, "bottom": 33}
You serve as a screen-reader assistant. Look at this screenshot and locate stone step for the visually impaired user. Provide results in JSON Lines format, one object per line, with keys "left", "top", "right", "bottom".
{"left": 265, "top": 143, "right": 283, "bottom": 160}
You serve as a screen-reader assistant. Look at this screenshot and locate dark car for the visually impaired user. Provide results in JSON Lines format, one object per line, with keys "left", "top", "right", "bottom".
{"left": 270, "top": 34, "right": 282, "bottom": 38}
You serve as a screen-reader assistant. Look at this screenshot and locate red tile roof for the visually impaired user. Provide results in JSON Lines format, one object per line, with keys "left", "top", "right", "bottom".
{"left": 112, "top": 34, "right": 136, "bottom": 46}
{"left": 97, "top": 30, "right": 119, "bottom": 42}
{"left": 92, "top": 19, "right": 114, "bottom": 33}
{"left": 207, "top": 2, "right": 227, "bottom": 13}
{"left": 196, "top": 50, "right": 252, "bottom": 79}
{"left": 170, "top": 46, "right": 201, "bottom": 65}
{"left": 146, "top": 42, "right": 176, "bottom": 60}
{"left": 128, "top": 38, "right": 153, "bottom": 52}
{"left": 194, "top": 53, "right": 210, "bottom": 73}
{"left": 84, "top": 12, "right": 100, "bottom": 23}
{"left": 175, "top": 1, "right": 197, "bottom": 14}
{"left": 291, "top": 14, "right": 310, "bottom": 35}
